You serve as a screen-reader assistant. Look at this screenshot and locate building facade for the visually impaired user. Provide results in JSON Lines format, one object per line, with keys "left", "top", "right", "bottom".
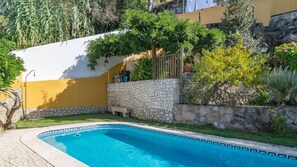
{"left": 155, "top": 0, "right": 297, "bottom": 27}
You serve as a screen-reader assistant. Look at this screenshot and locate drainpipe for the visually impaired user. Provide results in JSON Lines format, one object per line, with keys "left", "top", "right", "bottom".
{"left": 24, "top": 70, "right": 36, "bottom": 119}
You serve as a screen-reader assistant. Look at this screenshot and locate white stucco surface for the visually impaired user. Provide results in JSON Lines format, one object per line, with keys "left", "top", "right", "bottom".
{"left": 14, "top": 31, "right": 124, "bottom": 82}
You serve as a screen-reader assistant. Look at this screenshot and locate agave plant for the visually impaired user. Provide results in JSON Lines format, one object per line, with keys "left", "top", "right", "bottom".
{"left": 265, "top": 67, "right": 297, "bottom": 106}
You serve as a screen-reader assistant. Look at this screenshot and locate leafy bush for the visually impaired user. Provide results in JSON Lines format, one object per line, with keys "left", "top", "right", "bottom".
{"left": 264, "top": 67, "right": 297, "bottom": 106}
{"left": 131, "top": 57, "right": 152, "bottom": 81}
{"left": 274, "top": 42, "right": 297, "bottom": 72}
{"left": 0, "top": 39, "right": 25, "bottom": 88}
{"left": 194, "top": 42, "right": 267, "bottom": 87}
{"left": 253, "top": 87, "right": 270, "bottom": 106}
{"left": 269, "top": 109, "right": 288, "bottom": 134}
{"left": 225, "top": 31, "right": 261, "bottom": 54}
{"left": 187, "top": 22, "right": 226, "bottom": 55}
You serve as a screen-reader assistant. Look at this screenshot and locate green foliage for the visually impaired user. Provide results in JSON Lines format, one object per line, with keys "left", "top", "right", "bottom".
{"left": 0, "top": 39, "right": 25, "bottom": 88}
{"left": 2, "top": 0, "right": 91, "bottom": 47}
{"left": 225, "top": 31, "right": 260, "bottom": 53}
{"left": 0, "top": 14, "right": 7, "bottom": 37}
{"left": 1, "top": 0, "right": 147, "bottom": 48}
{"left": 121, "top": 10, "right": 190, "bottom": 53}
{"left": 87, "top": 10, "right": 225, "bottom": 69}
{"left": 131, "top": 56, "right": 152, "bottom": 81}
{"left": 194, "top": 42, "right": 267, "bottom": 87}
{"left": 87, "top": 32, "right": 144, "bottom": 70}
{"left": 221, "top": 0, "right": 260, "bottom": 52}
{"left": 253, "top": 87, "right": 270, "bottom": 106}
{"left": 221, "top": 0, "right": 255, "bottom": 34}
{"left": 124, "top": 0, "right": 147, "bottom": 11}
{"left": 269, "top": 109, "right": 288, "bottom": 134}
{"left": 274, "top": 42, "right": 297, "bottom": 72}
{"left": 187, "top": 22, "right": 226, "bottom": 55}
{"left": 264, "top": 67, "right": 297, "bottom": 106}
{"left": 88, "top": 0, "right": 147, "bottom": 33}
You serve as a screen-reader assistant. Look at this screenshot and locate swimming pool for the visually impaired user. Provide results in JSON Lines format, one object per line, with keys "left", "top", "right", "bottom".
{"left": 38, "top": 124, "right": 297, "bottom": 167}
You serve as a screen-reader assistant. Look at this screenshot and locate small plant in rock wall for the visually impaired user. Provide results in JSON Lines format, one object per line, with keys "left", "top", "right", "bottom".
{"left": 269, "top": 109, "right": 288, "bottom": 134}
{"left": 264, "top": 67, "right": 297, "bottom": 106}
{"left": 253, "top": 87, "right": 270, "bottom": 106}
{"left": 274, "top": 42, "right": 297, "bottom": 72}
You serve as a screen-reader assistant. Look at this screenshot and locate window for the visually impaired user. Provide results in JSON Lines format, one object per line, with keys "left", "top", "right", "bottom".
{"left": 186, "top": 0, "right": 229, "bottom": 13}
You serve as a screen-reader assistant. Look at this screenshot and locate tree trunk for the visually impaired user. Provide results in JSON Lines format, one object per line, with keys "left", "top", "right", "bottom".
{"left": 0, "top": 88, "right": 22, "bottom": 131}
{"left": 0, "top": 120, "right": 4, "bottom": 132}
{"left": 71, "top": 21, "right": 77, "bottom": 39}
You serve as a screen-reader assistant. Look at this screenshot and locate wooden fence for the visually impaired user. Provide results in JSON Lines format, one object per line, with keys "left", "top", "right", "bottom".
{"left": 152, "top": 51, "right": 183, "bottom": 79}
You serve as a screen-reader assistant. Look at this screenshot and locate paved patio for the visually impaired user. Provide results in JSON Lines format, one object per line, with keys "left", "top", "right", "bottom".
{"left": 0, "top": 129, "right": 52, "bottom": 167}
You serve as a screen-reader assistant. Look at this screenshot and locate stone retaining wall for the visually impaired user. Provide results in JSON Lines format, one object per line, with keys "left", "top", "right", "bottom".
{"left": 107, "top": 79, "right": 180, "bottom": 123}
{"left": 26, "top": 106, "right": 106, "bottom": 119}
{"left": 173, "top": 104, "right": 297, "bottom": 133}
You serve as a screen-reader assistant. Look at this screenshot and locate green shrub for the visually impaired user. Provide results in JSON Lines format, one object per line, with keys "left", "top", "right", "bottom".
{"left": 253, "top": 87, "right": 270, "bottom": 106}
{"left": 131, "top": 57, "right": 152, "bottom": 81}
{"left": 0, "top": 39, "right": 25, "bottom": 88}
{"left": 264, "top": 67, "right": 297, "bottom": 106}
{"left": 269, "top": 109, "right": 288, "bottom": 134}
{"left": 194, "top": 42, "right": 267, "bottom": 87}
{"left": 274, "top": 42, "right": 297, "bottom": 72}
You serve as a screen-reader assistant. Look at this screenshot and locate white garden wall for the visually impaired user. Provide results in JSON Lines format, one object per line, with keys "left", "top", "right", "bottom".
{"left": 14, "top": 31, "right": 124, "bottom": 82}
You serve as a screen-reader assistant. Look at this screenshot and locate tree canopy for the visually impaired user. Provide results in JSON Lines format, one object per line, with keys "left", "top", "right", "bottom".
{"left": 87, "top": 10, "right": 225, "bottom": 70}
{"left": 220, "top": 0, "right": 259, "bottom": 52}
{"left": 221, "top": 0, "right": 255, "bottom": 34}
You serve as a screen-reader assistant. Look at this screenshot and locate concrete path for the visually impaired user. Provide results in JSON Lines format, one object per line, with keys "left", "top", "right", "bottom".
{"left": 0, "top": 129, "right": 52, "bottom": 167}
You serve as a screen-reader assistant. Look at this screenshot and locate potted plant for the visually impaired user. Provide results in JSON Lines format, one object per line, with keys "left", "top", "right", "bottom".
{"left": 183, "top": 63, "right": 193, "bottom": 72}
{"left": 183, "top": 54, "right": 193, "bottom": 72}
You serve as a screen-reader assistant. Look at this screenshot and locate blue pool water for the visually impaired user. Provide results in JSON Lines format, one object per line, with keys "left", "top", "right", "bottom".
{"left": 40, "top": 125, "right": 297, "bottom": 167}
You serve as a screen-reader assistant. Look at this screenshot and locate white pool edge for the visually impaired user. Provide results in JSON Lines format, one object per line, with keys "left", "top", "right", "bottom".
{"left": 21, "top": 122, "right": 297, "bottom": 167}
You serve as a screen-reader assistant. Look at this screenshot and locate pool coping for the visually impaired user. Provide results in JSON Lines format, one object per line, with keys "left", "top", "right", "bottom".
{"left": 21, "top": 122, "right": 297, "bottom": 167}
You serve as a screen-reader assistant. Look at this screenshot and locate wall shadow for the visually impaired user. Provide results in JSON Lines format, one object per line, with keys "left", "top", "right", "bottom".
{"left": 32, "top": 62, "right": 124, "bottom": 110}
{"left": 60, "top": 55, "right": 89, "bottom": 79}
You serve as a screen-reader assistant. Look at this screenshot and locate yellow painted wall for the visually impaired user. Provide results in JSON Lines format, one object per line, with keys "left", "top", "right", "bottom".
{"left": 22, "top": 63, "right": 125, "bottom": 109}
{"left": 271, "top": 0, "right": 297, "bottom": 16}
{"left": 177, "top": 0, "right": 297, "bottom": 26}
{"left": 254, "top": 0, "right": 273, "bottom": 26}
{"left": 0, "top": 75, "right": 23, "bottom": 101}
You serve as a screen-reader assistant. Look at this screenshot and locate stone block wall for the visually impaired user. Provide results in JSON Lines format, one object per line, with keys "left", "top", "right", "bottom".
{"left": 173, "top": 104, "right": 297, "bottom": 133}
{"left": 26, "top": 106, "right": 106, "bottom": 119}
{"left": 107, "top": 79, "right": 180, "bottom": 123}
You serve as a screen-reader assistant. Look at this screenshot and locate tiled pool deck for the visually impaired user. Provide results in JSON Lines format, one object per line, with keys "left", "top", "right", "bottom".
{"left": 1, "top": 122, "right": 297, "bottom": 167}
{"left": 0, "top": 129, "right": 52, "bottom": 167}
